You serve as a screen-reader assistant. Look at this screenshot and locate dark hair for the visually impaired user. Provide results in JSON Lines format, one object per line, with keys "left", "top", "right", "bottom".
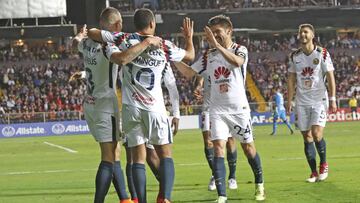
{"left": 207, "top": 15, "right": 233, "bottom": 29}
{"left": 134, "top": 8, "right": 154, "bottom": 31}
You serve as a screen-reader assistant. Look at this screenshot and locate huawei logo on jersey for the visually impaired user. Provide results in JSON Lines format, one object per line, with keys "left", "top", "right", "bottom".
{"left": 214, "top": 66, "right": 231, "bottom": 79}
{"left": 301, "top": 67, "right": 314, "bottom": 77}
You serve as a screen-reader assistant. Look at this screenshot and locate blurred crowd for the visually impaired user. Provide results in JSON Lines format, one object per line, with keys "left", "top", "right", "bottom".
{"left": 112, "top": 0, "right": 359, "bottom": 11}
{"left": 0, "top": 33, "right": 359, "bottom": 123}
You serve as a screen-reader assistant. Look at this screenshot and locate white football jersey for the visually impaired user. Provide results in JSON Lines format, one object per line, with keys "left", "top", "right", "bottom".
{"left": 191, "top": 43, "right": 250, "bottom": 114}
{"left": 288, "top": 46, "right": 334, "bottom": 105}
{"left": 102, "top": 31, "right": 185, "bottom": 113}
{"left": 162, "top": 64, "right": 180, "bottom": 118}
{"left": 202, "top": 74, "right": 211, "bottom": 112}
{"left": 78, "top": 38, "right": 120, "bottom": 113}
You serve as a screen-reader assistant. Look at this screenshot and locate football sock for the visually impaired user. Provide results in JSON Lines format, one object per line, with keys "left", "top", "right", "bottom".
{"left": 126, "top": 163, "right": 137, "bottom": 200}
{"left": 284, "top": 120, "right": 293, "bottom": 132}
{"left": 160, "top": 158, "right": 175, "bottom": 200}
{"left": 132, "top": 163, "right": 146, "bottom": 203}
{"left": 213, "top": 157, "right": 226, "bottom": 197}
{"left": 272, "top": 121, "right": 277, "bottom": 134}
{"left": 247, "top": 153, "right": 263, "bottom": 184}
{"left": 204, "top": 147, "right": 214, "bottom": 172}
{"left": 304, "top": 142, "right": 317, "bottom": 173}
{"left": 227, "top": 150, "right": 237, "bottom": 179}
{"left": 315, "top": 138, "right": 327, "bottom": 164}
{"left": 112, "top": 161, "right": 129, "bottom": 200}
{"left": 94, "top": 161, "right": 114, "bottom": 203}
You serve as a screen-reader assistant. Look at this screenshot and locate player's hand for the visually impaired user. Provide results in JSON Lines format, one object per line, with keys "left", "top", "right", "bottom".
{"left": 286, "top": 102, "right": 292, "bottom": 115}
{"left": 329, "top": 100, "right": 337, "bottom": 113}
{"left": 193, "top": 85, "right": 203, "bottom": 101}
{"left": 76, "top": 24, "right": 88, "bottom": 39}
{"left": 69, "top": 71, "right": 82, "bottom": 82}
{"left": 145, "top": 36, "right": 162, "bottom": 49}
{"left": 204, "top": 26, "right": 219, "bottom": 48}
{"left": 171, "top": 117, "right": 180, "bottom": 136}
{"left": 181, "top": 17, "right": 194, "bottom": 40}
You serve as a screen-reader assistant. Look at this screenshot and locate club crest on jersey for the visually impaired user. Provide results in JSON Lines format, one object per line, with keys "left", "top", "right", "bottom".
{"left": 313, "top": 58, "right": 319, "bottom": 65}
{"left": 214, "top": 66, "right": 231, "bottom": 79}
{"left": 301, "top": 67, "right": 314, "bottom": 77}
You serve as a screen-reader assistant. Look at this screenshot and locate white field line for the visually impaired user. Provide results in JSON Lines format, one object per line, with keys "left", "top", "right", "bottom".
{"left": 1, "top": 154, "right": 359, "bottom": 176}
{"left": 43, "top": 141, "right": 78, "bottom": 153}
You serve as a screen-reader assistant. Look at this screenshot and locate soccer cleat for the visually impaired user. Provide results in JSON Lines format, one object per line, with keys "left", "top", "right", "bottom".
{"left": 306, "top": 171, "right": 319, "bottom": 183}
{"left": 255, "top": 183, "right": 266, "bottom": 201}
{"left": 216, "top": 196, "right": 228, "bottom": 203}
{"left": 318, "top": 163, "right": 328, "bottom": 181}
{"left": 270, "top": 132, "right": 276, "bottom": 136}
{"left": 208, "top": 176, "right": 216, "bottom": 191}
{"left": 131, "top": 198, "right": 138, "bottom": 203}
{"left": 228, "top": 178, "right": 238, "bottom": 190}
{"left": 290, "top": 129, "right": 294, "bottom": 135}
{"left": 120, "top": 199, "right": 134, "bottom": 203}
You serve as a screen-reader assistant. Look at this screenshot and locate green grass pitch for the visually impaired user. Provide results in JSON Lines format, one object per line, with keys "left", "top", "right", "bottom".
{"left": 0, "top": 122, "right": 359, "bottom": 203}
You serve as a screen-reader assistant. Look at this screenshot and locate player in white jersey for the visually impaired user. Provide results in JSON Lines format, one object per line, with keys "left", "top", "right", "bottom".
{"left": 194, "top": 75, "right": 238, "bottom": 191}
{"left": 174, "top": 15, "right": 265, "bottom": 202}
{"left": 88, "top": 8, "right": 194, "bottom": 203}
{"left": 122, "top": 63, "right": 180, "bottom": 203}
{"left": 72, "top": 7, "right": 162, "bottom": 203}
{"left": 287, "top": 24, "right": 337, "bottom": 183}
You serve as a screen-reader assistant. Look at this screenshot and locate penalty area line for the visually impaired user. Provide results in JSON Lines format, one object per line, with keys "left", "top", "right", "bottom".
{"left": 43, "top": 141, "right": 78, "bottom": 153}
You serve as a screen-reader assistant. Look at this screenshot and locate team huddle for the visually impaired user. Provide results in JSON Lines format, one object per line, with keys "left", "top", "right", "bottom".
{"left": 72, "top": 6, "right": 336, "bottom": 203}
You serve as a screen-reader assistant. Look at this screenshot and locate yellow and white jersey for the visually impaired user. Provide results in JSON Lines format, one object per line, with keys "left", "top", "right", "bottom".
{"left": 78, "top": 38, "right": 120, "bottom": 113}
{"left": 101, "top": 30, "right": 185, "bottom": 114}
{"left": 191, "top": 43, "right": 250, "bottom": 115}
{"left": 288, "top": 46, "right": 334, "bottom": 105}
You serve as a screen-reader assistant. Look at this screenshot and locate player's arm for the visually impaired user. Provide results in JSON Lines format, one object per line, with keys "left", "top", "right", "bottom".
{"left": 204, "top": 26, "right": 244, "bottom": 67}
{"left": 193, "top": 76, "right": 204, "bottom": 101}
{"left": 87, "top": 28, "right": 104, "bottom": 43}
{"left": 72, "top": 25, "right": 87, "bottom": 52}
{"left": 109, "top": 36, "right": 162, "bottom": 66}
{"left": 173, "top": 61, "right": 198, "bottom": 80}
{"left": 287, "top": 73, "right": 296, "bottom": 114}
{"left": 69, "top": 71, "right": 86, "bottom": 82}
{"left": 163, "top": 67, "right": 181, "bottom": 135}
{"left": 326, "top": 70, "right": 337, "bottom": 113}
{"left": 181, "top": 17, "right": 195, "bottom": 62}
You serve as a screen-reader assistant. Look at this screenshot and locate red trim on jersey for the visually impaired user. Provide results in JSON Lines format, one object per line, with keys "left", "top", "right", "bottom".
{"left": 115, "top": 33, "right": 130, "bottom": 46}
{"left": 322, "top": 48, "right": 327, "bottom": 61}
{"left": 162, "top": 40, "right": 170, "bottom": 62}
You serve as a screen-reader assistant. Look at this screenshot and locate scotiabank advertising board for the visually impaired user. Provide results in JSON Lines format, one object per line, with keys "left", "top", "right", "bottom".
{"left": 327, "top": 108, "right": 360, "bottom": 122}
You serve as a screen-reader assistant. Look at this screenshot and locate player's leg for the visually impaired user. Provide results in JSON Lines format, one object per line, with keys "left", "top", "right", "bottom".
{"left": 131, "top": 144, "right": 147, "bottom": 203}
{"left": 280, "top": 110, "right": 293, "bottom": 134}
{"left": 211, "top": 114, "right": 230, "bottom": 202}
{"left": 310, "top": 104, "right": 328, "bottom": 181}
{"left": 270, "top": 113, "right": 278, "bottom": 135}
{"left": 201, "top": 111, "right": 216, "bottom": 191}
{"left": 297, "top": 105, "right": 318, "bottom": 182}
{"left": 113, "top": 142, "right": 132, "bottom": 203}
{"left": 226, "top": 137, "right": 237, "bottom": 190}
{"left": 95, "top": 141, "right": 117, "bottom": 203}
{"left": 231, "top": 113, "right": 264, "bottom": 201}
{"left": 124, "top": 145, "right": 138, "bottom": 202}
{"left": 122, "top": 105, "right": 147, "bottom": 203}
{"left": 145, "top": 144, "right": 162, "bottom": 202}
{"left": 203, "top": 130, "right": 216, "bottom": 191}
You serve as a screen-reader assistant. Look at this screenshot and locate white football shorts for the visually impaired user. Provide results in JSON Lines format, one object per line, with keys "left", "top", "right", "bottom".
{"left": 295, "top": 103, "right": 327, "bottom": 131}
{"left": 210, "top": 112, "right": 254, "bottom": 144}
{"left": 84, "top": 103, "right": 120, "bottom": 143}
{"left": 122, "top": 104, "right": 172, "bottom": 147}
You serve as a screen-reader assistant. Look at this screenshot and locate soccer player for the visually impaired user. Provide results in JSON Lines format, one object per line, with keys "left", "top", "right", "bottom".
{"left": 194, "top": 77, "right": 238, "bottom": 191}
{"left": 72, "top": 7, "right": 162, "bottom": 203}
{"left": 174, "top": 15, "right": 265, "bottom": 202}
{"left": 270, "top": 87, "right": 294, "bottom": 135}
{"left": 88, "top": 8, "right": 194, "bottom": 203}
{"left": 287, "top": 23, "right": 337, "bottom": 183}
{"left": 122, "top": 63, "right": 181, "bottom": 203}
